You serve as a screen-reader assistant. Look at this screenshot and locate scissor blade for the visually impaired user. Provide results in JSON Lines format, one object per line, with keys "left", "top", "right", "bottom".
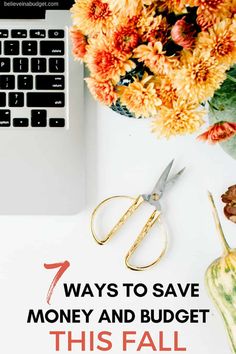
{"left": 165, "top": 167, "right": 185, "bottom": 188}
{"left": 151, "top": 159, "right": 174, "bottom": 196}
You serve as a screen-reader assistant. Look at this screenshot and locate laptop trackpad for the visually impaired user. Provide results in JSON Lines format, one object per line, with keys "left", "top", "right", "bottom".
{"left": 0, "top": 131, "right": 84, "bottom": 214}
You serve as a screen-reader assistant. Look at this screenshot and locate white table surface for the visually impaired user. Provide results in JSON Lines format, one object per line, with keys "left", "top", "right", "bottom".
{"left": 0, "top": 86, "right": 235, "bottom": 354}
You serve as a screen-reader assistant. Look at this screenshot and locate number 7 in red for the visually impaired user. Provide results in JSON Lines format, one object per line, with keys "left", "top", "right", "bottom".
{"left": 44, "top": 261, "right": 70, "bottom": 305}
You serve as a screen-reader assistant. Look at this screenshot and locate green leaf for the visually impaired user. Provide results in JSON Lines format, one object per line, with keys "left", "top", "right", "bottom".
{"left": 220, "top": 136, "right": 236, "bottom": 159}
{"left": 209, "top": 66, "right": 236, "bottom": 159}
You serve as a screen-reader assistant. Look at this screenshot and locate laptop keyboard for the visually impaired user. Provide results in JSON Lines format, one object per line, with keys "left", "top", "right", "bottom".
{"left": 0, "top": 28, "right": 66, "bottom": 128}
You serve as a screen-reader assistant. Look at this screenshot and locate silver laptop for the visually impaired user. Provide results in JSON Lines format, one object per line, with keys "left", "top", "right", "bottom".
{"left": 0, "top": 1, "right": 84, "bottom": 214}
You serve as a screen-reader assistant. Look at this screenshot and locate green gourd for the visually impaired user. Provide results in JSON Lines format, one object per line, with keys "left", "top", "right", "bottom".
{"left": 206, "top": 193, "right": 236, "bottom": 353}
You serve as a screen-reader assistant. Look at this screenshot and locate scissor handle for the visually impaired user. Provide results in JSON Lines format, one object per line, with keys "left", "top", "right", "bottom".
{"left": 125, "top": 211, "right": 168, "bottom": 271}
{"left": 91, "top": 195, "right": 144, "bottom": 245}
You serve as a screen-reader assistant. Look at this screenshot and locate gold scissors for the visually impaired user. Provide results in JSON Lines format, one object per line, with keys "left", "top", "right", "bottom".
{"left": 91, "top": 160, "right": 185, "bottom": 271}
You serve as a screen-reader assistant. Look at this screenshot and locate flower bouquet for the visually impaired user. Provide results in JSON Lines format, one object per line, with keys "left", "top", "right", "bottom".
{"left": 70, "top": 0, "right": 236, "bottom": 155}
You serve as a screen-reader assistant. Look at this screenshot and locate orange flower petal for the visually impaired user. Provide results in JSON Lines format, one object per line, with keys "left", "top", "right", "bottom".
{"left": 197, "top": 122, "right": 236, "bottom": 144}
{"left": 85, "top": 77, "right": 117, "bottom": 106}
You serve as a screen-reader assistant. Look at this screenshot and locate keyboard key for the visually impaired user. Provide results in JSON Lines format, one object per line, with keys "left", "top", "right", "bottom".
{"left": 0, "top": 30, "right": 8, "bottom": 38}
{"left": 48, "top": 30, "right": 64, "bottom": 38}
{"left": 49, "top": 118, "right": 65, "bottom": 127}
{"left": 12, "top": 29, "right": 27, "bottom": 38}
{"left": 0, "top": 58, "right": 10, "bottom": 72}
{"left": 0, "top": 75, "right": 15, "bottom": 89}
{"left": 49, "top": 58, "right": 64, "bottom": 73}
{"left": 31, "top": 110, "right": 47, "bottom": 127}
{"left": 40, "top": 41, "right": 64, "bottom": 55}
{"left": 31, "top": 109, "right": 46, "bottom": 118}
{"left": 36, "top": 75, "right": 64, "bottom": 90}
{"left": 4, "top": 41, "right": 19, "bottom": 55}
{"left": 30, "top": 29, "right": 46, "bottom": 38}
{"left": 0, "top": 110, "right": 10, "bottom": 126}
{"left": 22, "top": 41, "right": 37, "bottom": 55}
{"left": 31, "top": 58, "right": 46, "bottom": 72}
{"left": 13, "top": 58, "right": 28, "bottom": 72}
{"left": 18, "top": 75, "right": 33, "bottom": 90}
{"left": 9, "top": 92, "right": 24, "bottom": 107}
{"left": 0, "top": 93, "right": 6, "bottom": 107}
{"left": 13, "top": 118, "right": 28, "bottom": 127}
{"left": 27, "top": 93, "right": 64, "bottom": 107}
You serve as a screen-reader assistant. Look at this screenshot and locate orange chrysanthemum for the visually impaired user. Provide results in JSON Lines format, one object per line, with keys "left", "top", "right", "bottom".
{"left": 156, "top": 76, "right": 178, "bottom": 109}
{"left": 197, "top": 20, "right": 236, "bottom": 67}
{"left": 85, "top": 77, "right": 117, "bottom": 106}
{"left": 189, "top": 0, "right": 232, "bottom": 30}
{"left": 232, "top": 0, "right": 236, "bottom": 15}
{"left": 70, "top": 0, "right": 236, "bottom": 141}
{"left": 118, "top": 74, "right": 162, "bottom": 118}
{"left": 197, "top": 122, "right": 236, "bottom": 144}
{"left": 86, "top": 41, "right": 136, "bottom": 83}
{"left": 71, "top": 0, "right": 113, "bottom": 36}
{"left": 113, "top": 25, "right": 139, "bottom": 55}
{"left": 137, "top": 7, "right": 170, "bottom": 44}
{"left": 109, "top": 0, "right": 153, "bottom": 16}
{"left": 156, "top": 0, "right": 187, "bottom": 14}
{"left": 188, "top": 0, "right": 231, "bottom": 13}
{"left": 149, "top": 18, "right": 169, "bottom": 44}
{"left": 171, "top": 17, "right": 196, "bottom": 49}
{"left": 134, "top": 42, "right": 178, "bottom": 75}
{"left": 152, "top": 99, "right": 205, "bottom": 138}
{"left": 174, "top": 51, "right": 227, "bottom": 103}
{"left": 70, "top": 26, "right": 88, "bottom": 60}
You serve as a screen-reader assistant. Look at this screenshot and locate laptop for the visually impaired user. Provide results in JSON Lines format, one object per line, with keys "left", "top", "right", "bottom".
{"left": 0, "top": 0, "right": 84, "bottom": 214}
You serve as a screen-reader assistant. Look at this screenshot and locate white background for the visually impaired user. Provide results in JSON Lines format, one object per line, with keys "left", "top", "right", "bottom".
{"left": 0, "top": 86, "right": 236, "bottom": 353}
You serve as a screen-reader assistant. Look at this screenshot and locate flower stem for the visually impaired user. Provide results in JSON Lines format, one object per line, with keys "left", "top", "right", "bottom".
{"left": 226, "top": 74, "right": 236, "bottom": 84}
{"left": 208, "top": 192, "right": 230, "bottom": 254}
{"left": 207, "top": 100, "right": 221, "bottom": 123}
